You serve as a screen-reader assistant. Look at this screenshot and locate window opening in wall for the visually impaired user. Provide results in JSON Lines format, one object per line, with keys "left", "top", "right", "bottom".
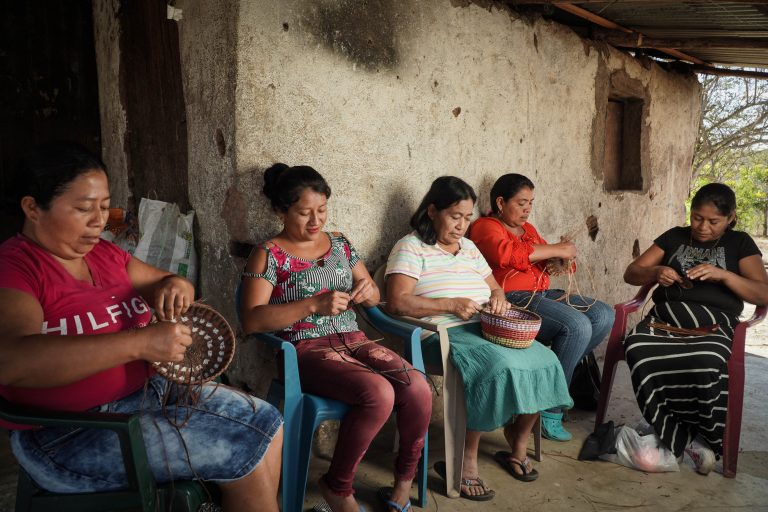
{"left": 603, "top": 97, "right": 643, "bottom": 191}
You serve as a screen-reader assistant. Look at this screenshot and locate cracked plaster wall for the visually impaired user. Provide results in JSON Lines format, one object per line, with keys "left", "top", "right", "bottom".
{"left": 95, "top": 0, "right": 701, "bottom": 400}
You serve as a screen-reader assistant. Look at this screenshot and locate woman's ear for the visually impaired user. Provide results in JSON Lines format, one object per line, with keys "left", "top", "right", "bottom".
{"left": 20, "top": 196, "right": 40, "bottom": 222}
{"left": 427, "top": 204, "right": 436, "bottom": 219}
{"left": 495, "top": 196, "right": 505, "bottom": 214}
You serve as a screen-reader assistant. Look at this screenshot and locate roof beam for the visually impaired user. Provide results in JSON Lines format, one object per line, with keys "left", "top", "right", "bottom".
{"left": 548, "top": 2, "right": 709, "bottom": 64}
{"left": 592, "top": 30, "right": 768, "bottom": 50}
{"left": 514, "top": 1, "right": 764, "bottom": 4}
{"left": 692, "top": 65, "right": 768, "bottom": 80}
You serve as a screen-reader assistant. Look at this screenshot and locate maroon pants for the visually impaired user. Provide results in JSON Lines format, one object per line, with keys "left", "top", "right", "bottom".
{"left": 295, "top": 331, "right": 432, "bottom": 496}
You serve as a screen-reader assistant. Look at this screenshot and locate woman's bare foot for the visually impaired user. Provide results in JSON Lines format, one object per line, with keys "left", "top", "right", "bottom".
{"left": 318, "top": 476, "right": 360, "bottom": 512}
{"left": 459, "top": 458, "right": 493, "bottom": 498}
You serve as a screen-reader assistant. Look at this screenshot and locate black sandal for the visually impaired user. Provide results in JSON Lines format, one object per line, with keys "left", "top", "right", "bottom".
{"left": 433, "top": 460, "right": 496, "bottom": 501}
{"left": 494, "top": 451, "right": 539, "bottom": 482}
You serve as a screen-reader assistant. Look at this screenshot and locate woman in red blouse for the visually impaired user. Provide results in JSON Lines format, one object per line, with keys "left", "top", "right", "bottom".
{"left": 469, "top": 173, "right": 614, "bottom": 441}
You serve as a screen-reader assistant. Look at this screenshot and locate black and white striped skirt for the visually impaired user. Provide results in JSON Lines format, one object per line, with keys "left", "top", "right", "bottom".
{"left": 623, "top": 300, "right": 737, "bottom": 457}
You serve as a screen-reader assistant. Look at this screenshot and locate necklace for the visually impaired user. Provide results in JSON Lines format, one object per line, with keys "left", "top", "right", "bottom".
{"left": 689, "top": 230, "right": 724, "bottom": 250}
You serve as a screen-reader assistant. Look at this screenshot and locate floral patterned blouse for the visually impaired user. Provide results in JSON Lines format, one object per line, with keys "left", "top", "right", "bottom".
{"left": 245, "top": 232, "right": 361, "bottom": 343}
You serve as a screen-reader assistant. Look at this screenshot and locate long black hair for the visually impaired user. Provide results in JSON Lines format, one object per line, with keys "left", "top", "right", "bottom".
{"left": 262, "top": 163, "right": 331, "bottom": 212}
{"left": 410, "top": 176, "right": 477, "bottom": 245}
{"left": 489, "top": 173, "right": 534, "bottom": 215}
{"left": 9, "top": 141, "right": 107, "bottom": 215}
{"left": 691, "top": 182, "right": 737, "bottom": 229}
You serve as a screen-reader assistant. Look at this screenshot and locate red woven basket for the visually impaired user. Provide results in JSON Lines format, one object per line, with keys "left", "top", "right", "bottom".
{"left": 479, "top": 306, "right": 541, "bottom": 349}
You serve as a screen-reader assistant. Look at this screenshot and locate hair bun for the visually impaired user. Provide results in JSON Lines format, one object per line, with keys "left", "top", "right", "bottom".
{"left": 263, "top": 163, "right": 289, "bottom": 200}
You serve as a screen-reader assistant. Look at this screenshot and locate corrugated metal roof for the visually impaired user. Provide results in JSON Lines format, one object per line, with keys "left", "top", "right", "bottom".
{"left": 512, "top": 1, "right": 768, "bottom": 71}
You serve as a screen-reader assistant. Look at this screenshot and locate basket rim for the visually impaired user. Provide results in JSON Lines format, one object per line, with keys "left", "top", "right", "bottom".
{"left": 480, "top": 305, "right": 542, "bottom": 323}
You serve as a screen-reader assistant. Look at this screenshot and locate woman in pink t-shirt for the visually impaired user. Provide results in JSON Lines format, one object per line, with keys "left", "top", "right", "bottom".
{"left": 0, "top": 142, "right": 282, "bottom": 512}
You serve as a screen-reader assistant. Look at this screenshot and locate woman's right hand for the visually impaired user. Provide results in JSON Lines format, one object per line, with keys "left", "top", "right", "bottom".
{"left": 312, "top": 290, "right": 351, "bottom": 316}
{"left": 451, "top": 297, "right": 482, "bottom": 320}
{"left": 141, "top": 321, "right": 193, "bottom": 362}
{"left": 655, "top": 266, "right": 683, "bottom": 287}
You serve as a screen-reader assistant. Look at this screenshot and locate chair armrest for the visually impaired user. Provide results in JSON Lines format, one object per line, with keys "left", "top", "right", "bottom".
{"left": 615, "top": 283, "right": 655, "bottom": 317}
{"left": 0, "top": 396, "right": 156, "bottom": 501}
{"left": 606, "top": 283, "right": 655, "bottom": 347}
{"left": 364, "top": 306, "right": 426, "bottom": 373}
{"left": 249, "top": 332, "right": 302, "bottom": 401}
{"left": 741, "top": 304, "right": 767, "bottom": 328}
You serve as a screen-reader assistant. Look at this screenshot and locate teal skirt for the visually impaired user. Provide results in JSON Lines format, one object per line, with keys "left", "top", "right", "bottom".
{"left": 424, "top": 323, "right": 573, "bottom": 432}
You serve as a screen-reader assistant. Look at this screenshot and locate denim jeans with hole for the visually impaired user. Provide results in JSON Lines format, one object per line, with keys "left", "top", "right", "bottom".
{"left": 506, "top": 289, "right": 615, "bottom": 410}
{"left": 10, "top": 374, "right": 283, "bottom": 493}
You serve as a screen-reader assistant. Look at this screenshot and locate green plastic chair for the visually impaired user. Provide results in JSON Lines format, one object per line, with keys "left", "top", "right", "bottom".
{"left": 0, "top": 395, "right": 218, "bottom": 512}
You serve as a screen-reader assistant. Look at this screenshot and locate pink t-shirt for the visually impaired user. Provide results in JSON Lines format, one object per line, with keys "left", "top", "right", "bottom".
{"left": 0, "top": 235, "right": 152, "bottom": 429}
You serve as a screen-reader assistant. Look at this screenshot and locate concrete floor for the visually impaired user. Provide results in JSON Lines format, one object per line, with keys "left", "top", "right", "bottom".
{"left": 3, "top": 308, "right": 768, "bottom": 512}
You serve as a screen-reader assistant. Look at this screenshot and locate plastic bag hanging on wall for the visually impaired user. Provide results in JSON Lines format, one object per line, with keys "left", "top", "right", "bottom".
{"left": 133, "top": 198, "right": 197, "bottom": 286}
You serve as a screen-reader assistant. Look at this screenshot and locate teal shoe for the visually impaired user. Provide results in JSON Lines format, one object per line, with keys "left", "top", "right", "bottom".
{"left": 541, "top": 411, "right": 572, "bottom": 441}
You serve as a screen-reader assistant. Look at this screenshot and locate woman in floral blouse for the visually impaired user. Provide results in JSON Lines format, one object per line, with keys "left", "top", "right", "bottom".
{"left": 240, "top": 163, "right": 431, "bottom": 512}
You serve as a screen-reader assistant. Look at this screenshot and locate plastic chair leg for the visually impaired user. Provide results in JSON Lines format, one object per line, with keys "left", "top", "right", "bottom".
{"left": 441, "top": 364, "right": 467, "bottom": 499}
{"left": 595, "top": 341, "right": 625, "bottom": 430}
{"left": 415, "top": 434, "right": 428, "bottom": 508}
{"left": 533, "top": 414, "right": 542, "bottom": 462}
{"left": 723, "top": 359, "right": 745, "bottom": 478}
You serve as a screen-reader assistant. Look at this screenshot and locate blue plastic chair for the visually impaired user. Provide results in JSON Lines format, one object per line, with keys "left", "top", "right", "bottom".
{"left": 236, "top": 286, "right": 428, "bottom": 512}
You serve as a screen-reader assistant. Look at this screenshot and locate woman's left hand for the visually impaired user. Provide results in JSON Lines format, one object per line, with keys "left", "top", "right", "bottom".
{"left": 154, "top": 275, "right": 195, "bottom": 321}
{"left": 350, "top": 277, "right": 376, "bottom": 305}
{"left": 686, "top": 263, "right": 728, "bottom": 284}
{"left": 487, "top": 290, "right": 512, "bottom": 316}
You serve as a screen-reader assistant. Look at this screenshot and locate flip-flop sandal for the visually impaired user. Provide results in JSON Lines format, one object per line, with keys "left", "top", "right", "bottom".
{"left": 377, "top": 487, "right": 412, "bottom": 512}
{"left": 433, "top": 460, "right": 496, "bottom": 501}
{"left": 312, "top": 500, "right": 367, "bottom": 512}
{"left": 494, "top": 451, "right": 539, "bottom": 482}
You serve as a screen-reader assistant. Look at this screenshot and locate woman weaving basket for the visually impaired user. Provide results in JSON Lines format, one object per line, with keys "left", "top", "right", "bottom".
{"left": 622, "top": 183, "right": 768, "bottom": 475}
{"left": 468, "top": 173, "right": 615, "bottom": 441}
{"left": 0, "top": 142, "right": 283, "bottom": 512}
{"left": 385, "top": 176, "right": 572, "bottom": 499}
{"left": 240, "top": 163, "right": 432, "bottom": 512}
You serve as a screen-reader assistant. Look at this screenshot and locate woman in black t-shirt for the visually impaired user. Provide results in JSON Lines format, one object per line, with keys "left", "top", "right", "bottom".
{"left": 622, "top": 183, "right": 768, "bottom": 475}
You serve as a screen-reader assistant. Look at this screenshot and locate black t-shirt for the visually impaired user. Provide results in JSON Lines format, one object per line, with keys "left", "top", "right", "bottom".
{"left": 650, "top": 226, "right": 761, "bottom": 316}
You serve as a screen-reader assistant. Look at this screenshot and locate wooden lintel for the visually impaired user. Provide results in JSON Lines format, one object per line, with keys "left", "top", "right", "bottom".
{"left": 692, "top": 65, "right": 768, "bottom": 80}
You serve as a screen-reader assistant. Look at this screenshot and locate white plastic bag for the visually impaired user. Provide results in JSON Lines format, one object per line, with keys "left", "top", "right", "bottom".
{"left": 133, "top": 198, "right": 197, "bottom": 286}
{"left": 600, "top": 425, "right": 679, "bottom": 473}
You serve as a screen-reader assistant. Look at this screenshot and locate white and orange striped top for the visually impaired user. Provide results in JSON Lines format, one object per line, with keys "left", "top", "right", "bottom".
{"left": 385, "top": 232, "right": 492, "bottom": 324}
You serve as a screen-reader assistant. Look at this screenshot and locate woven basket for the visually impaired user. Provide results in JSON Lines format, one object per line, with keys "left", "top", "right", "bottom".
{"left": 152, "top": 303, "right": 236, "bottom": 385}
{"left": 479, "top": 306, "right": 541, "bottom": 349}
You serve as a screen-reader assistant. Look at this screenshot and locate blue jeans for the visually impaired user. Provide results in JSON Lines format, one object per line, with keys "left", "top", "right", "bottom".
{"left": 10, "top": 375, "right": 283, "bottom": 493}
{"left": 506, "top": 289, "right": 614, "bottom": 388}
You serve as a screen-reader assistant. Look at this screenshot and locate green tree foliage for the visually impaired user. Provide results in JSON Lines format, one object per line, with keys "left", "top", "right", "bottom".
{"left": 690, "top": 153, "right": 768, "bottom": 236}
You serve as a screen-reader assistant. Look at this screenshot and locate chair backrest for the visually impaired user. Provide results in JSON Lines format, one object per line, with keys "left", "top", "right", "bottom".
{"left": 373, "top": 265, "right": 387, "bottom": 300}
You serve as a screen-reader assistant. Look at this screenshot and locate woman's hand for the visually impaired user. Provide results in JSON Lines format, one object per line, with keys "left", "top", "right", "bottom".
{"left": 687, "top": 263, "right": 728, "bottom": 283}
{"left": 655, "top": 266, "right": 684, "bottom": 287}
{"left": 553, "top": 241, "right": 577, "bottom": 260}
{"left": 349, "top": 277, "right": 375, "bottom": 305}
{"left": 154, "top": 275, "right": 195, "bottom": 321}
{"left": 487, "top": 290, "right": 511, "bottom": 316}
{"left": 451, "top": 298, "right": 482, "bottom": 320}
{"left": 312, "top": 290, "right": 351, "bottom": 316}
{"left": 140, "top": 321, "right": 193, "bottom": 362}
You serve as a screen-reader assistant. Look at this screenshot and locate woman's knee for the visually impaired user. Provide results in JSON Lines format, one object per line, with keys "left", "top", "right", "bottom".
{"left": 360, "top": 376, "right": 396, "bottom": 412}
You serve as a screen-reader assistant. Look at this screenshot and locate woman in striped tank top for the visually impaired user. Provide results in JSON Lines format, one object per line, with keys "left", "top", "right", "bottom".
{"left": 240, "top": 164, "right": 432, "bottom": 512}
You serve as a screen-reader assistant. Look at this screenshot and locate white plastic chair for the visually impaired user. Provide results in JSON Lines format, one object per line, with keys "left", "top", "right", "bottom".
{"left": 372, "top": 266, "right": 541, "bottom": 498}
